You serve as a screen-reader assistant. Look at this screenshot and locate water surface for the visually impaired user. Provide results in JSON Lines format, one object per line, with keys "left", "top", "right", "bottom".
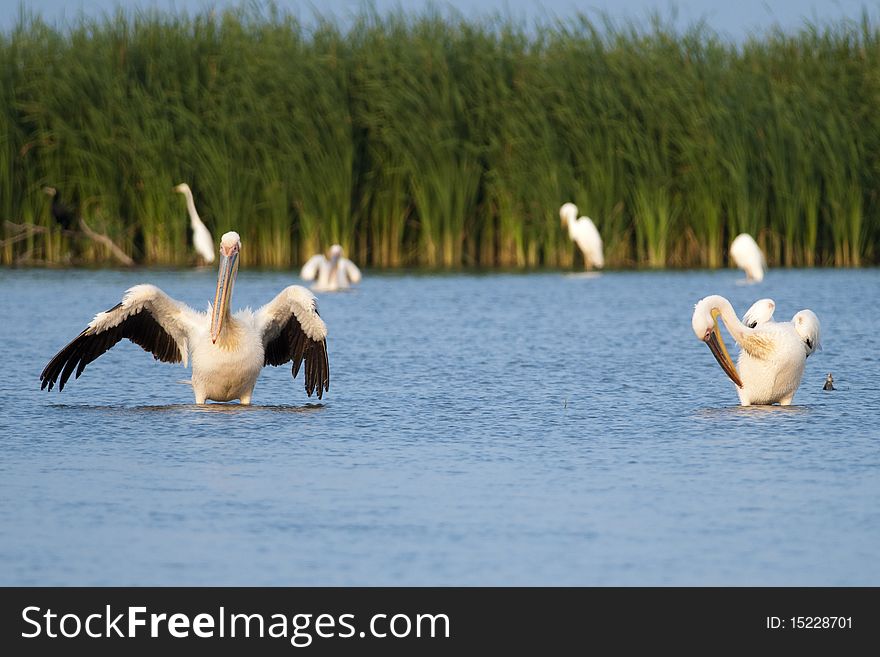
{"left": 1, "top": 267, "right": 877, "bottom": 585}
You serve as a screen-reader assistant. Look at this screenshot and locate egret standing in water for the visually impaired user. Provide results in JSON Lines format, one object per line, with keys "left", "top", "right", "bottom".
{"left": 729, "top": 233, "right": 765, "bottom": 282}
{"left": 559, "top": 202, "right": 604, "bottom": 270}
{"left": 40, "top": 231, "right": 329, "bottom": 404}
{"left": 174, "top": 183, "right": 215, "bottom": 265}
{"left": 691, "top": 294, "right": 820, "bottom": 406}
{"left": 300, "top": 244, "right": 362, "bottom": 291}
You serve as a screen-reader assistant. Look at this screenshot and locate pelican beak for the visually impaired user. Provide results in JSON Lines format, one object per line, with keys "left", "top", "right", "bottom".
{"left": 704, "top": 310, "right": 743, "bottom": 388}
{"left": 210, "top": 244, "right": 239, "bottom": 343}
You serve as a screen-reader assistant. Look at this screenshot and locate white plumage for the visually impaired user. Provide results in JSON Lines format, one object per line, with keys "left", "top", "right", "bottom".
{"left": 174, "top": 183, "right": 215, "bottom": 264}
{"left": 41, "top": 231, "right": 329, "bottom": 404}
{"left": 560, "top": 202, "right": 604, "bottom": 270}
{"left": 742, "top": 298, "right": 775, "bottom": 328}
{"left": 300, "top": 244, "right": 362, "bottom": 291}
{"left": 692, "top": 294, "right": 820, "bottom": 406}
{"left": 729, "top": 233, "right": 765, "bottom": 282}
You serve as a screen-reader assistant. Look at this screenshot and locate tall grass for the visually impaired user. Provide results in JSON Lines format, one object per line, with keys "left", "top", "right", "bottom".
{"left": 1, "top": 4, "right": 878, "bottom": 268}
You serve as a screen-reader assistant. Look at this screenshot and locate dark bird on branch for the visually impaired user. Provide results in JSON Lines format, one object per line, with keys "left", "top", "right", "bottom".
{"left": 42, "top": 186, "right": 78, "bottom": 230}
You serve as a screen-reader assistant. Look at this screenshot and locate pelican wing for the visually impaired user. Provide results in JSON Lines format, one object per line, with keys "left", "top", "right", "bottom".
{"left": 299, "top": 255, "right": 325, "bottom": 281}
{"left": 737, "top": 331, "right": 778, "bottom": 361}
{"left": 342, "top": 258, "right": 362, "bottom": 284}
{"left": 40, "top": 284, "right": 198, "bottom": 391}
{"left": 257, "top": 285, "right": 330, "bottom": 399}
{"left": 743, "top": 298, "right": 776, "bottom": 329}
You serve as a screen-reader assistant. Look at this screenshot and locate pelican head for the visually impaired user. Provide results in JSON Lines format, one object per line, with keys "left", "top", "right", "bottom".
{"left": 173, "top": 182, "right": 191, "bottom": 194}
{"left": 560, "top": 202, "right": 577, "bottom": 226}
{"left": 210, "top": 231, "right": 241, "bottom": 343}
{"left": 42, "top": 186, "right": 57, "bottom": 197}
{"left": 328, "top": 244, "right": 343, "bottom": 260}
{"left": 793, "top": 309, "right": 821, "bottom": 356}
{"left": 692, "top": 295, "right": 743, "bottom": 388}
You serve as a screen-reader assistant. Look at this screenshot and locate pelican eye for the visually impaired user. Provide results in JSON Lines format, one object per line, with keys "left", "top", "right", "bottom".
{"left": 805, "top": 338, "right": 813, "bottom": 351}
{"left": 747, "top": 321, "right": 757, "bottom": 329}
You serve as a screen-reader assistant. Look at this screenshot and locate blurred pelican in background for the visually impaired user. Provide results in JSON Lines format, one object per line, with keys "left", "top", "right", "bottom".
{"left": 729, "top": 233, "right": 765, "bottom": 282}
{"left": 691, "top": 294, "right": 820, "bottom": 406}
{"left": 560, "top": 202, "right": 604, "bottom": 270}
{"left": 174, "top": 183, "right": 215, "bottom": 265}
{"left": 300, "top": 244, "right": 362, "bottom": 292}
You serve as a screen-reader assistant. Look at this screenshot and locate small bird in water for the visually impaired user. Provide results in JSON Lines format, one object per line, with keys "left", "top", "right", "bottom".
{"left": 823, "top": 373, "right": 835, "bottom": 391}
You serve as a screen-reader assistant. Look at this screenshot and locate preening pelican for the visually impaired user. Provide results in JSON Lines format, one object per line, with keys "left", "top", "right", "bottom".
{"left": 40, "top": 232, "right": 329, "bottom": 404}
{"left": 560, "top": 203, "right": 604, "bottom": 270}
{"left": 729, "top": 233, "right": 765, "bottom": 282}
{"left": 692, "top": 294, "right": 820, "bottom": 406}
{"left": 300, "top": 244, "right": 362, "bottom": 291}
{"left": 174, "top": 183, "right": 215, "bottom": 264}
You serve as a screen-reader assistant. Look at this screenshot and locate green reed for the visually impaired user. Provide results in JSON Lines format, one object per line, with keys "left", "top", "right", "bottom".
{"left": 1, "top": 4, "right": 878, "bottom": 268}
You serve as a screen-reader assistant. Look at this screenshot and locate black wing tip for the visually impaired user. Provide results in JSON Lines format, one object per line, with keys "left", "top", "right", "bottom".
{"left": 301, "top": 339, "right": 329, "bottom": 400}
{"left": 40, "top": 365, "right": 60, "bottom": 391}
{"left": 40, "top": 378, "right": 60, "bottom": 392}
{"left": 40, "top": 324, "right": 93, "bottom": 393}
{"left": 38, "top": 305, "right": 184, "bottom": 396}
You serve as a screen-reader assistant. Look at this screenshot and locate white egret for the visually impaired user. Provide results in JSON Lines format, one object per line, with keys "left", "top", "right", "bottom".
{"left": 560, "top": 202, "right": 604, "bottom": 270}
{"left": 174, "top": 183, "right": 216, "bottom": 264}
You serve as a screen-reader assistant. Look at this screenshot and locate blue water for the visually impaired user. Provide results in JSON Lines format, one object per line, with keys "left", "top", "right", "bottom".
{"left": 1, "top": 267, "right": 878, "bottom": 585}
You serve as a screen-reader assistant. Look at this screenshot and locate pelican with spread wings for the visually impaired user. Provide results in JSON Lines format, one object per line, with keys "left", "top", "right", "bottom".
{"left": 300, "top": 244, "right": 362, "bottom": 292}
{"left": 40, "top": 231, "right": 329, "bottom": 404}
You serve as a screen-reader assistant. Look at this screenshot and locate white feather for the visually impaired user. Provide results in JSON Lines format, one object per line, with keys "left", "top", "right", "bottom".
{"left": 342, "top": 258, "right": 362, "bottom": 284}
{"left": 257, "top": 285, "right": 327, "bottom": 343}
{"left": 299, "top": 254, "right": 324, "bottom": 281}
{"left": 742, "top": 298, "right": 775, "bottom": 328}
{"left": 88, "top": 283, "right": 198, "bottom": 366}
